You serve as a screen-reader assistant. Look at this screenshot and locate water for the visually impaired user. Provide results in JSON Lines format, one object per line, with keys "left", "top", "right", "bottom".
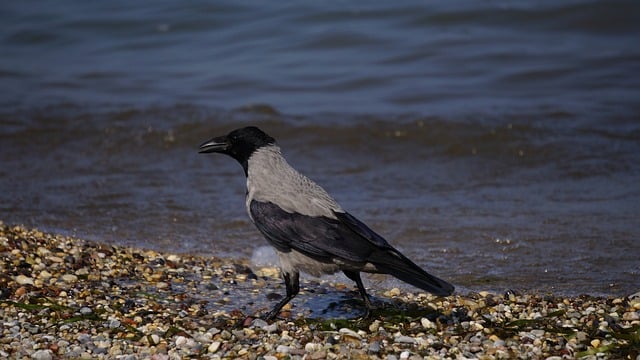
{"left": 1, "top": 1, "right": 639, "bottom": 297}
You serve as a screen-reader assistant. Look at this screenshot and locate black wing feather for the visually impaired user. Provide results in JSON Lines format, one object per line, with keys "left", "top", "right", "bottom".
{"left": 250, "top": 200, "right": 454, "bottom": 296}
{"left": 249, "top": 200, "right": 375, "bottom": 263}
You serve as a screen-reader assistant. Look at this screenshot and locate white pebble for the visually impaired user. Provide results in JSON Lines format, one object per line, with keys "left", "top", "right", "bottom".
{"left": 394, "top": 335, "right": 417, "bottom": 344}
{"left": 622, "top": 311, "right": 639, "bottom": 321}
{"left": 400, "top": 350, "right": 411, "bottom": 359}
{"left": 61, "top": 274, "right": 78, "bottom": 283}
{"left": 149, "top": 334, "right": 161, "bottom": 345}
{"left": 531, "top": 329, "right": 545, "bottom": 337}
{"left": 107, "top": 319, "right": 121, "bottom": 328}
{"left": 15, "top": 275, "right": 34, "bottom": 285}
{"left": 251, "top": 318, "right": 269, "bottom": 328}
{"left": 263, "top": 323, "right": 278, "bottom": 333}
{"left": 31, "top": 350, "right": 52, "bottom": 360}
{"left": 276, "top": 345, "right": 290, "bottom": 354}
{"left": 175, "top": 335, "right": 188, "bottom": 347}
{"left": 339, "top": 328, "right": 360, "bottom": 339}
{"left": 79, "top": 307, "right": 92, "bottom": 315}
{"left": 421, "top": 317, "right": 436, "bottom": 329}
{"left": 305, "top": 342, "right": 322, "bottom": 352}
{"left": 208, "top": 341, "right": 221, "bottom": 353}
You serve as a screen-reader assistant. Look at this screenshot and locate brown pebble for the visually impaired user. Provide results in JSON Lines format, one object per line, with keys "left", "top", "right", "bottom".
{"left": 15, "top": 286, "right": 27, "bottom": 297}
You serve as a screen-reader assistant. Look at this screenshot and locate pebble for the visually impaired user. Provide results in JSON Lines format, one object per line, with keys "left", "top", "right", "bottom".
{"left": 15, "top": 275, "right": 34, "bottom": 285}
{"left": 31, "top": 350, "right": 52, "bottom": 360}
{"left": 208, "top": 341, "right": 221, "bottom": 353}
{"left": 530, "top": 329, "right": 545, "bottom": 337}
{"left": 420, "top": 317, "right": 436, "bottom": 329}
{"left": 79, "top": 307, "right": 92, "bottom": 315}
{"left": 305, "top": 342, "right": 323, "bottom": 352}
{"left": 394, "top": 335, "right": 417, "bottom": 344}
{"left": 251, "top": 318, "right": 269, "bottom": 328}
{"left": 1, "top": 224, "right": 637, "bottom": 360}
{"left": 339, "top": 328, "right": 361, "bottom": 339}
{"left": 384, "top": 288, "right": 401, "bottom": 297}
{"left": 61, "top": 274, "right": 78, "bottom": 283}
{"left": 622, "top": 311, "right": 639, "bottom": 321}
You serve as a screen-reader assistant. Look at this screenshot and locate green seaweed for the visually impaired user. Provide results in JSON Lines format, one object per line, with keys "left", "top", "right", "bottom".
{"left": 61, "top": 312, "right": 103, "bottom": 324}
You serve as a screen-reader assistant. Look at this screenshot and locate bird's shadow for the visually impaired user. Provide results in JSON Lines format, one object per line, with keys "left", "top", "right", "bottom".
{"left": 297, "top": 288, "right": 443, "bottom": 325}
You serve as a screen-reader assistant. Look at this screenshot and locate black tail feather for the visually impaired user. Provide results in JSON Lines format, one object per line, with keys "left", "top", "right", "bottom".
{"left": 370, "top": 249, "right": 454, "bottom": 296}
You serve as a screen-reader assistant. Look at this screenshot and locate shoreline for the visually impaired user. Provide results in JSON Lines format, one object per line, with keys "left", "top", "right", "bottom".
{"left": 1, "top": 223, "right": 638, "bottom": 359}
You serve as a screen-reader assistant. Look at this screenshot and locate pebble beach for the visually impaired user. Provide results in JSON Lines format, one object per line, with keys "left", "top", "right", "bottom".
{"left": 1, "top": 222, "right": 638, "bottom": 359}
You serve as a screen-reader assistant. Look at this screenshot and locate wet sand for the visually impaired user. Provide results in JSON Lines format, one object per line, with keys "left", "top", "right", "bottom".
{"left": 1, "top": 222, "right": 638, "bottom": 359}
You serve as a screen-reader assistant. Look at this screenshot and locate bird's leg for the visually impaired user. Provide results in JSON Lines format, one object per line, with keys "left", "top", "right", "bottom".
{"left": 264, "top": 270, "right": 299, "bottom": 321}
{"left": 343, "top": 270, "right": 373, "bottom": 319}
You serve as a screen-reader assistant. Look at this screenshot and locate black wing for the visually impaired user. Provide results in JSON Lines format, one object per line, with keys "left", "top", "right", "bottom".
{"left": 250, "top": 200, "right": 454, "bottom": 295}
{"left": 249, "top": 200, "right": 388, "bottom": 264}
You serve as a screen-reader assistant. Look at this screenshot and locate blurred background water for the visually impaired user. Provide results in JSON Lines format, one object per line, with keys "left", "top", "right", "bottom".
{"left": 1, "top": 0, "right": 639, "bottom": 296}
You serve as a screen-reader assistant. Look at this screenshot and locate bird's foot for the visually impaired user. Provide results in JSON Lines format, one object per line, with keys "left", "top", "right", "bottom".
{"left": 262, "top": 310, "right": 280, "bottom": 322}
{"left": 354, "top": 306, "right": 376, "bottom": 323}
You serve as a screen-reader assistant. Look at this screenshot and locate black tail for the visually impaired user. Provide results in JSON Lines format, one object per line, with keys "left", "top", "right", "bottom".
{"left": 369, "top": 248, "right": 454, "bottom": 296}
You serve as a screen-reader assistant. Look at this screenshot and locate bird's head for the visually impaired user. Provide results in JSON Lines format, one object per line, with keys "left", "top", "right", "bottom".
{"left": 199, "top": 126, "right": 276, "bottom": 173}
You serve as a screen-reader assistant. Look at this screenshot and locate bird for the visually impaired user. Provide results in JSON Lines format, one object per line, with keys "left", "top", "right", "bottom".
{"left": 199, "top": 126, "right": 454, "bottom": 320}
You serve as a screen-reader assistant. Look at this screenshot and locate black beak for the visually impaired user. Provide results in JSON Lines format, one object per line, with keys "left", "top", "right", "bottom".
{"left": 199, "top": 136, "right": 229, "bottom": 153}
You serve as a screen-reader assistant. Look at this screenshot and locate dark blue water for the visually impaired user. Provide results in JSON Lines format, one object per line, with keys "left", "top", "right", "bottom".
{"left": 1, "top": 1, "right": 639, "bottom": 297}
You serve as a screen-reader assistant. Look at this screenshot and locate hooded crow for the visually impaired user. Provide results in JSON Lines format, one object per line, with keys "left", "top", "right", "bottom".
{"left": 199, "top": 126, "right": 454, "bottom": 319}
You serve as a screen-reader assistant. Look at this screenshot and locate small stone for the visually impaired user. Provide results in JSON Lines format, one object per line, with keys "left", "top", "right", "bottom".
{"left": 79, "top": 307, "right": 92, "bottom": 315}
{"left": 107, "top": 319, "right": 121, "bottom": 328}
{"left": 61, "top": 274, "right": 78, "bottom": 283}
{"left": 251, "top": 318, "right": 269, "bottom": 328}
{"left": 263, "top": 323, "right": 278, "bottom": 333}
{"left": 305, "top": 342, "right": 322, "bottom": 352}
{"left": 148, "top": 334, "right": 161, "bottom": 345}
{"left": 48, "top": 256, "right": 64, "bottom": 263}
{"left": 368, "top": 341, "right": 381, "bottom": 353}
{"left": 15, "top": 275, "right": 34, "bottom": 285}
{"left": 31, "top": 350, "right": 52, "bottom": 360}
{"left": 369, "top": 320, "right": 381, "bottom": 332}
{"left": 276, "top": 345, "right": 290, "bottom": 354}
{"left": 421, "top": 317, "right": 436, "bottom": 329}
{"left": 394, "top": 335, "right": 417, "bottom": 344}
{"left": 307, "top": 350, "right": 326, "bottom": 360}
{"left": 590, "top": 339, "right": 600, "bottom": 348}
{"left": 339, "top": 328, "right": 360, "bottom": 339}
{"left": 208, "top": 341, "right": 221, "bottom": 353}
{"left": 78, "top": 333, "right": 92, "bottom": 342}
{"left": 575, "top": 331, "right": 588, "bottom": 342}
{"left": 384, "top": 288, "right": 401, "bottom": 297}
{"left": 622, "top": 311, "right": 639, "bottom": 321}
{"left": 400, "top": 351, "right": 411, "bottom": 359}
{"left": 220, "top": 330, "right": 231, "bottom": 340}
{"left": 531, "top": 329, "right": 545, "bottom": 337}
{"left": 155, "top": 282, "right": 169, "bottom": 289}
